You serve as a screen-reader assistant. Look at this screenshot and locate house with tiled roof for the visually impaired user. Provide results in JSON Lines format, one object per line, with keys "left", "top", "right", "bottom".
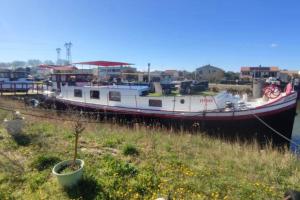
{"left": 195, "top": 64, "right": 225, "bottom": 82}
{"left": 240, "top": 66, "right": 280, "bottom": 80}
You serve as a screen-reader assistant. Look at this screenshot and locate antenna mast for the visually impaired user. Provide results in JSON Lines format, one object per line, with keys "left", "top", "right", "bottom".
{"left": 56, "top": 48, "right": 61, "bottom": 65}
{"left": 64, "top": 42, "right": 73, "bottom": 64}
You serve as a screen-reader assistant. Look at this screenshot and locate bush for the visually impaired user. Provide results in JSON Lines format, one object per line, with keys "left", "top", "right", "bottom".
{"left": 123, "top": 143, "right": 139, "bottom": 156}
{"left": 31, "top": 155, "right": 61, "bottom": 171}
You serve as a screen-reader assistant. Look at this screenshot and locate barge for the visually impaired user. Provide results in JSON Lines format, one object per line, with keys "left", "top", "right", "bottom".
{"left": 50, "top": 83, "right": 298, "bottom": 146}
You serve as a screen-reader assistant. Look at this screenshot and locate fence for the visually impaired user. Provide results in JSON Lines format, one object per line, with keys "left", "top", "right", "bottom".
{"left": 0, "top": 82, "right": 48, "bottom": 96}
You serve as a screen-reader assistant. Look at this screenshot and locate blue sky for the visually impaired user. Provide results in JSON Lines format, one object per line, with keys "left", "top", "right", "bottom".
{"left": 0, "top": 0, "right": 300, "bottom": 72}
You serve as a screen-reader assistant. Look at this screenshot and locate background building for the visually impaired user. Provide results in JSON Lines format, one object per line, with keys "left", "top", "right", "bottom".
{"left": 98, "top": 66, "right": 137, "bottom": 81}
{"left": 36, "top": 64, "right": 77, "bottom": 79}
{"left": 240, "top": 66, "right": 279, "bottom": 80}
{"left": 279, "top": 70, "right": 300, "bottom": 82}
{"left": 161, "top": 70, "right": 179, "bottom": 82}
{"left": 195, "top": 64, "right": 224, "bottom": 82}
{"left": 0, "top": 68, "right": 30, "bottom": 81}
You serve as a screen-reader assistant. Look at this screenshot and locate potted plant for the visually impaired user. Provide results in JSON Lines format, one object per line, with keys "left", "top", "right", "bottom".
{"left": 52, "top": 118, "right": 85, "bottom": 188}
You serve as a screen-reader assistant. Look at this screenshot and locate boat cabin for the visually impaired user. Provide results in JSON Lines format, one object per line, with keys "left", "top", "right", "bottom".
{"left": 58, "top": 85, "right": 239, "bottom": 112}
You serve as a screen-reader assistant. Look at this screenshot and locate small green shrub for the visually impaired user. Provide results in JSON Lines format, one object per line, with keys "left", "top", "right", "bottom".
{"left": 103, "top": 155, "right": 138, "bottom": 177}
{"left": 31, "top": 155, "right": 61, "bottom": 171}
{"left": 164, "top": 143, "right": 172, "bottom": 152}
{"left": 123, "top": 143, "right": 139, "bottom": 156}
{"left": 104, "top": 137, "right": 122, "bottom": 148}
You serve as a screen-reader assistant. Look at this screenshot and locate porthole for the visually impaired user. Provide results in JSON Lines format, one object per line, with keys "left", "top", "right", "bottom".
{"left": 180, "top": 99, "right": 185, "bottom": 104}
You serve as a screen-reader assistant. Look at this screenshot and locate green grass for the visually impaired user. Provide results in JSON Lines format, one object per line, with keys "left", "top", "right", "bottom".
{"left": 193, "top": 91, "right": 218, "bottom": 96}
{"left": 147, "top": 92, "right": 164, "bottom": 97}
{"left": 0, "top": 108, "right": 299, "bottom": 199}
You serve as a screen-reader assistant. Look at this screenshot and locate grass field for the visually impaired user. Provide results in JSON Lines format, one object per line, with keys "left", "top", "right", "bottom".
{"left": 0, "top": 100, "right": 299, "bottom": 199}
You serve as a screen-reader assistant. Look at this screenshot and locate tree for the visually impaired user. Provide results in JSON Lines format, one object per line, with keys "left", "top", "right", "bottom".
{"left": 57, "top": 59, "right": 70, "bottom": 66}
{"left": 11, "top": 61, "right": 26, "bottom": 69}
{"left": 224, "top": 71, "right": 240, "bottom": 80}
{"left": 0, "top": 62, "right": 10, "bottom": 69}
{"left": 72, "top": 117, "right": 85, "bottom": 168}
{"left": 43, "top": 60, "right": 55, "bottom": 65}
{"left": 27, "top": 59, "right": 42, "bottom": 67}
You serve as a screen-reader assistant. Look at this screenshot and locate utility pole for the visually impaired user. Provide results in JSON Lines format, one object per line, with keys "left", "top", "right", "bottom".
{"left": 147, "top": 63, "right": 151, "bottom": 84}
{"left": 56, "top": 48, "right": 61, "bottom": 65}
{"left": 64, "top": 43, "right": 68, "bottom": 63}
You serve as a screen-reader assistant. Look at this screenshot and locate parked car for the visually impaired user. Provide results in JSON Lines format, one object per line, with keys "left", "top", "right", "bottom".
{"left": 180, "top": 80, "right": 208, "bottom": 94}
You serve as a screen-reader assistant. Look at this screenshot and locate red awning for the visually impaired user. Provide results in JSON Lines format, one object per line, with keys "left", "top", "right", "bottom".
{"left": 73, "top": 60, "right": 133, "bottom": 66}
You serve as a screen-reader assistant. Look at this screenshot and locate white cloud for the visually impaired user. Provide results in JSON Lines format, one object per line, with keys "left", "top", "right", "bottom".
{"left": 270, "top": 43, "right": 278, "bottom": 48}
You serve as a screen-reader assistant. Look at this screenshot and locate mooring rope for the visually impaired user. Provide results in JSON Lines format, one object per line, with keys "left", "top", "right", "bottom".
{"left": 0, "top": 106, "right": 104, "bottom": 124}
{"left": 252, "top": 113, "right": 299, "bottom": 147}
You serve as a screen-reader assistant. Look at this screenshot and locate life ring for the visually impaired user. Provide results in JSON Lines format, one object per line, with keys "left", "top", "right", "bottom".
{"left": 263, "top": 84, "right": 281, "bottom": 99}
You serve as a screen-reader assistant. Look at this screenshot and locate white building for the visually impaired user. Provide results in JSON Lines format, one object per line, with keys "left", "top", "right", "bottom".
{"left": 98, "top": 66, "right": 137, "bottom": 81}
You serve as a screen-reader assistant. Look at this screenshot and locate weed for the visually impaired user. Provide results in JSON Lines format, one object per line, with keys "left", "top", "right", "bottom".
{"left": 123, "top": 143, "right": 139, "bottom": 156}
{"left": 26, "top": 172, "right": 48, "bottom": 191}
{"left": 103, "top": 155, "right": 138, "bottom": 177}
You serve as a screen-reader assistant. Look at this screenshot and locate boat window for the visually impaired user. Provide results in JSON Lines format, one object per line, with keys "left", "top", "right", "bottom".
{"left": 180, "top": 99, "right": 185, "bottom": 104}
{"left": 90, "top": 90, "right": 100, "bottom": 99}
{"left": 74, "top": 89, "right": 82, "bottom": 98}
{"left": 149, "top": 99, "right": 162, "bottom": 107}
{"left": 109, "top": 91, "right": 121, "bottom": 101}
